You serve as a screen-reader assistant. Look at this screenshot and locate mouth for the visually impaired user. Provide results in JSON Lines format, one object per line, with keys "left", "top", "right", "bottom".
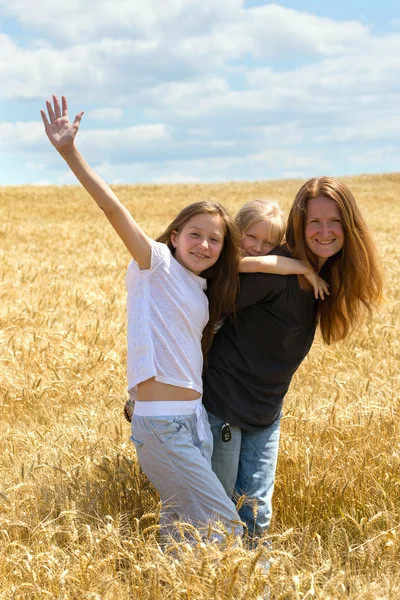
{"left": 314, "top": 239, "right": 336, "bottom": 245}
{"left": 190, "top": 252, "right": 210, "bottom": 259}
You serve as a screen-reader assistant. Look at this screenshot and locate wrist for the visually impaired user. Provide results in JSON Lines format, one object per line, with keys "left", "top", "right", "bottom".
{"left": 58, "top": 143, "right": 77, "bottom": 159}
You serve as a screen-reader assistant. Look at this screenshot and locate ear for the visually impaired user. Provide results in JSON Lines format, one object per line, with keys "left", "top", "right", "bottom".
{"left": 170, "top": 230, "right": 178, "bottom": 248}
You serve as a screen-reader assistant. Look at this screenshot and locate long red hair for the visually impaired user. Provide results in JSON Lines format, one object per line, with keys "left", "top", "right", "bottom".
{"left": 286, "top": 177, "right": 383, "bottom": 344}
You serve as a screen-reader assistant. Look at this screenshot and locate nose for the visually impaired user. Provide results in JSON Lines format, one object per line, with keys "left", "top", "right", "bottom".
{"left": 254, "top": 239, "right": 263, "bottom": 253}
{"left": 198, "top": 237, "right": 209, "bottom": 250}
{"left": 320, "top": 222, "right": 330, "bottom": 237}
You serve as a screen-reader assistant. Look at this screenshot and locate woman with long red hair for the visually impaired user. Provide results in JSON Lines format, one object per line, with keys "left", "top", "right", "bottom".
{"left": 204, "top": 176, "right": 383, "bottom": 545}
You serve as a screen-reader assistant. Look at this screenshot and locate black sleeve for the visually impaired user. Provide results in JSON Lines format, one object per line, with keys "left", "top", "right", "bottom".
{"left": 236, "top": 272, "right": 287, "bottom": 310}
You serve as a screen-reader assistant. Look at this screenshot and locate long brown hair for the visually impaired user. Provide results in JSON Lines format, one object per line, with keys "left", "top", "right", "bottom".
{"left": 286, "top": 177, "right": 383, "bottom": 344}
{"left": 157, "top": 201, "right": 240, "bottom": 355}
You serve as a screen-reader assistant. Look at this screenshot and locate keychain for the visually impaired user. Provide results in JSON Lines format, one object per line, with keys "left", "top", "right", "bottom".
{"left": 221, "top": 422, "right": 232, "bottom": 442}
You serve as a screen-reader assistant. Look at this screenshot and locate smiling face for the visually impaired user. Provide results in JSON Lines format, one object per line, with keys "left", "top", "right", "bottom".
{"left": 240, "top": 220, "right": 279, "bottom": 257}
{"left": 170, "top": 212, "right": 225, "bottom": 275}
{"left": 305, "top": 195, "right": 344, "bottom": 266}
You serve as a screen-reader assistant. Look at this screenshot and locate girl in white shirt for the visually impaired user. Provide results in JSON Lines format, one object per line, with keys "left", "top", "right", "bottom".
{"left": 41, "top": 95, "right": 243, "bottom": 541}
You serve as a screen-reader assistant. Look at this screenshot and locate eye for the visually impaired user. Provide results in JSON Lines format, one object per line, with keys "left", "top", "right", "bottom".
{"left": 190, "top": 232, "right": 199, "bottom": 237}
{"left": 247, "top": 234, "right": 255, "bottom": 239}
{"left": 210, "top": 238, "right": 220, "bottom": 243}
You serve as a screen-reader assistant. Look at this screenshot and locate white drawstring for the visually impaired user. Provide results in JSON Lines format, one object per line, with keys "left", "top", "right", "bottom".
{"left": 195, "top": 404, "right": 207, "bottom": 441}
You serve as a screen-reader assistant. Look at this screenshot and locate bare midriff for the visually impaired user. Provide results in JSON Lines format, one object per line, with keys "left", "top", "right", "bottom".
{"left": 137, "top": 377, "right": 201, "bottom": 401}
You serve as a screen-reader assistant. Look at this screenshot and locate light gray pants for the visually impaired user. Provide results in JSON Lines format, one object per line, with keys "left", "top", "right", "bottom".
{"left": 130, "top": 400, "right": 243, "bottom": 542}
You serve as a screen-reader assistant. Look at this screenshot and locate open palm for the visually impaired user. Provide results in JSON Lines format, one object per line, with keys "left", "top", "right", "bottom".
{"left": 40, "top": 95, "right": 83, "bottom": 151}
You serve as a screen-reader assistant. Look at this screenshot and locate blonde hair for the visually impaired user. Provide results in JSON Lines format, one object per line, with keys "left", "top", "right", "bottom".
{"left": 235, "top": 199, "right": 285, "bottom": 245}
{"left": 286, "top": 177, "right": 383, "bottom": 344}
{"left": 157, "top": 201, "right": 240, "bottom": 356}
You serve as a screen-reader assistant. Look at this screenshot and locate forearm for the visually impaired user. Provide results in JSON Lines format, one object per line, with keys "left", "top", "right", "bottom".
{"left": 58, "top": 144, "right": 122, "bottom": 214}
{"left": 58, "top": 144, "right": 151, "bottom": 266}
{"left": 239, "top": 255, "right": 311, "bottom": 275}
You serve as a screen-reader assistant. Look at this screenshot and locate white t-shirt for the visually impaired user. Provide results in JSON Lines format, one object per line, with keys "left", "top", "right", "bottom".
{"left": 125, "top": 241, "right": 209, "bottom": 400}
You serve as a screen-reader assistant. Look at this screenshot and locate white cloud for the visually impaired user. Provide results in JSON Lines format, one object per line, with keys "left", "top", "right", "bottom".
{"left": 0, "top": 121, "right": 43, "bottom": 151}
{"left": 30, "top": 179, "right": 52, "bottom": 185}
{"left": 0, "top": 35, "right": 178, "bottom": 101}
{"left": 77, "top": 124, "right": 170, "bottom": 155}
{"left": 110, "top": 147, "right": 335, "bottom": 183}
{"left": 347, "top": 146, "right": 398, "bottom": 167}
{"left": 0, "top": 2, "right": 399, "bottom": 184}
{"left": 0, "top": 121, "right": 169, "bottom": 153}
{"left": 248, "top": 42, "right": 400, "bottom": 93}
{"left": 86, "top": 107, "right": 123, "bottom": 121}
{"left": 153, "top": 172, "right": 204, "bottom": 184}
{"left": 199, "top": 4, "right": 369, "bottom": 61}
{"left": 247, "top": 148, "right": 333, "bottom": 172}
{"left": 0, "top": 0, "right": 240, "bottom": 45}
{"left": 0, "top": 2, "right": 379, "bottom": 103}
{"left": 313, "top": 116, "right": 400, "bottom": 142}
{"left": 0, "top": 0, "right": 369, "bottom": 60}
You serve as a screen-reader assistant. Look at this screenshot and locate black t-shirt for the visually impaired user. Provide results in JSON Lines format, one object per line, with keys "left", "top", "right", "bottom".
{"left": 203, "top": 247, "right": 318, "bottom": 430}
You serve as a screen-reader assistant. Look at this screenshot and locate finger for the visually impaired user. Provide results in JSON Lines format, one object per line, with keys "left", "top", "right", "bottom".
{"left": 321, "top": 281, "right": 330, "bottom": 295}
{"left": 46, "top": 99, "right": 56, "bottom": 123}
{"left": 53, "top": 94, "right": 61, "bottom": 119}
{"left": 40, "top": 109, "right": 50, "bottom": 127}
{"left": 62, "top": 95, "right": 68, "bottom": 118}
{"left": 72, "top": 111, "right": 84, "bottom": 127}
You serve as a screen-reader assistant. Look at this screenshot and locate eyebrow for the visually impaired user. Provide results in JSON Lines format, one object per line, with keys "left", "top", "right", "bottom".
{"left": 247, "top": 233, "right": 276, "bottom": 243}
{"left": 188, "top": 226, "right": 222, "bottom": 236}
{"left": 307, "top": 215, "right": 341, "bottom": 220}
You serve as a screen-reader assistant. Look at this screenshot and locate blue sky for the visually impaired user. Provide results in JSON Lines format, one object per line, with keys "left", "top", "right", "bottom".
{"left": 1, "top": 0, "right": 399, "bottom": 185}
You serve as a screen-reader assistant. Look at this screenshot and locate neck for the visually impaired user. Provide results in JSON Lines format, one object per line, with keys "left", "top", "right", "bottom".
{"left": 318, "top": 257, "right": 327, "bottom": 270}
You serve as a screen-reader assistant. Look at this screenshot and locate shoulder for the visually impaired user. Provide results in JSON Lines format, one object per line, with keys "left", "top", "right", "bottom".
{"left": 237, "top": 269, "right": 287, "bottom": 310}
{"left": 150, "top": 240, "right": 172, "bottom": 268}
{"left": 270, "top": 244, "right": 293, "bottom": 259}
{"left": 126, "top": 241, "right": 172, "bottom": 285}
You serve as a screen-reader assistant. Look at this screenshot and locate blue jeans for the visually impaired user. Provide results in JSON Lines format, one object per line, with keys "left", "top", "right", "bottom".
{"left": 208, "top": 411, "right": 281, "bottom": 542}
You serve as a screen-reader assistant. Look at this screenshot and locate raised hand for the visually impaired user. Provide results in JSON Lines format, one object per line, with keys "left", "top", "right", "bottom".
{"left": 303, "top": 269, "right": 330, "bottom": 300}
{"left": 40, "top": 95, "right": 83, "bottom": 152}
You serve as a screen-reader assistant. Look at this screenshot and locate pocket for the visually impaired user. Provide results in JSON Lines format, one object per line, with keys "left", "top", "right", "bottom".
{"left": 130, "top": 435, "right": 144, "bottom": 448}
{"left": 131, "top": 416, "right": 144, "bottom": 448}
{"left": 149, "top": 417, "right": 183, "bottom": 444}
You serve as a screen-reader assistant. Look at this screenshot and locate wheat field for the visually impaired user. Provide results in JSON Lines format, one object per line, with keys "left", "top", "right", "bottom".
{"left": 0, "top": 174, "right": 399, "bottom": 599}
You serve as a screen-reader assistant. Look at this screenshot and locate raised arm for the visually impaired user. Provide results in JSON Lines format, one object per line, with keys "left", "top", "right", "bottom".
{"left": 239, "top": 255, "right": 329, "bottom": 300}
{"left": 40, "top": 95, "right": 151, "bottom": 268}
